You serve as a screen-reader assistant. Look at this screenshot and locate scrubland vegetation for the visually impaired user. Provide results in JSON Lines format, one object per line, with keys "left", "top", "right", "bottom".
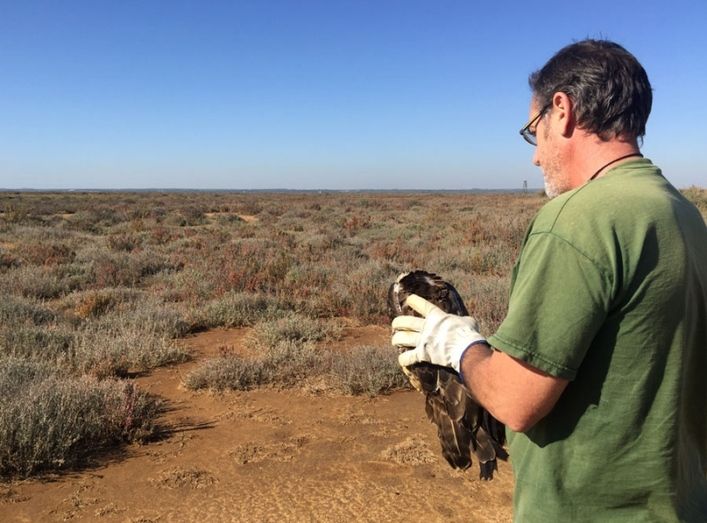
{"left": 1, "top": 187, "right": 703, "bottom": 478}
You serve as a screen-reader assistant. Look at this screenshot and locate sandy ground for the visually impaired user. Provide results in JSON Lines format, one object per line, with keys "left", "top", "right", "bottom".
{"left": 204, "top": 213, "right": 258, "bottom": 223}
{"left": 1, "top": 327, "right": 514, "bottom": 523}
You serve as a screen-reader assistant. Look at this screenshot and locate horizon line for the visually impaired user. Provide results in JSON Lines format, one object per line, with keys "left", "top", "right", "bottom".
{"left": 0, "top": 187, "right": 545, "bottom": 194}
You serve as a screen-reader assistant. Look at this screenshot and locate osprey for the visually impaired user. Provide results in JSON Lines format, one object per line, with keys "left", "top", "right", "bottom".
{"left": 388, "top": 270, "right": 507, "bottom": 480}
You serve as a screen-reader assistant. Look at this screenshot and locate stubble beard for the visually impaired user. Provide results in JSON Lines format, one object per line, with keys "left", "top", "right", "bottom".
{"left": 541, "top": 129, "right": 570, "bottom": 198}
{"left": 544, "top": 164, "right": 573, "bottom": 198}
{"left": 544, "top": 170, "right": 564, "bottom": 198}
{"left": 544, "top": 181, "right": 559, "bottom": 198}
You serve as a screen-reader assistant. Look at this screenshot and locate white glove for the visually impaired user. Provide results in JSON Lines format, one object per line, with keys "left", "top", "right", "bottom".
{"left": 391, "top": 294, "right": 486, "bottom": 373}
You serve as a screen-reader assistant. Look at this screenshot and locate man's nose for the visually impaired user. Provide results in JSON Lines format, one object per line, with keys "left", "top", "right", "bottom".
{"left": 532, "top": 148, "right": 540, "bottom": 166}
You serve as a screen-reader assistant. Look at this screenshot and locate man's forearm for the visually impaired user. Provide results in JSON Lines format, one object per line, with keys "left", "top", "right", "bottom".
{"left": 459, "top": 343, "right": 569, "bottom": 432}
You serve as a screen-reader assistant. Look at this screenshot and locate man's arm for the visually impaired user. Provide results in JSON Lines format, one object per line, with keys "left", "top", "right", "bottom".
{"left": 460, "top": 343, "right": 569, "bottom": 432}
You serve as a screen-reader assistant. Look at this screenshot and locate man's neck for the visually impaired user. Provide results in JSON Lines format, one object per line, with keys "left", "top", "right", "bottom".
{"left": 568, "top": 135, "right": 641, "bottom": 187}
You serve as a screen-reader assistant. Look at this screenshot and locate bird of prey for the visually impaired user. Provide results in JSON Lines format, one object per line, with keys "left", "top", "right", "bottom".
{"left": 388, "top": 270, "right": 507, "bottom": 480}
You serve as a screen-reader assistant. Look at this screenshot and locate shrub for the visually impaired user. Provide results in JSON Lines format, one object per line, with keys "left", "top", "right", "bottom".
{"left": 107, "top": 232, "right": 143, "bottom": 252}
{"left": 72, "top": 306, "right": 189, "bottom": 378}
{"left": 445, "top": 272, "right": 510, "bottom": 334}
{"left": 182, "top": 355, "right": 263, "bottom": 391}
{"left": 184, "top": 339, "right": 326, "bottom": 391}
{"left": 211, "top": 213, "right": 245, "bottom": 225}
{"left": 0, "top": 191, "right": 545, "bottom": 397}
{"left": 0, "top": 296, "right": 56, "bottom": 325}
{"left": 682, "top": 186, "right": 707, "bottom": 218}
{"left": 0, "top": 358, "right": 53, "bottom": 396}
{"left": 0, "top": 265, "right": 74, "bottom": 299}
{"left": 0, "top": 359, "right": 162, "bottom": 477}
{"left": 85, "top": 251, "right": 157, "bottom": 288}
{"left": 0, "top": 203, "right": 32, "bottom": 225}
{"left": 165, "top": 207, "right": 207, "bottom": 227}
{"left": 280, "top": 264, "right": 332, "bottom": 308}
{"left": 184, "top": 341, "right": 408, "bottom": 396}
{"left": 63, "top": 287, "right": 143, "bottom": 320}
{"left": 73, "top": 291, "right": 115, "bottom": 319}
{"left": 246, "top": 313, "right": 341, "bottom": 349}
{"left": 14, "top": 241, "right": 75, "bottom": 266}
{"left": 66, "top": 207, "right": 123, "bottom": 233}
{"left": 0, "top": 298, "right": 189, "bottom": 378}
{"left": 105, "top": 299, "right": 191, "bottom": 339}
{"left": 331, "top": 259, "right": 399, "bottom": 322}
{"left": 0, "top": 325, "right": 74, "bottom": 363}
{"left": 51, "top": 262, "right": 95, "bottom": 294}
{"left": 215, "top": 239, "right": 294, "bottom": 293}
{"left": 157, "top": 266, "right": 218, "bottom": 303}
{"left": 197, "top": 292, "right": 283, "bottom": 329}
{"left": 0, "top": 249, "right": 19, "bottom": 270}
{"left": 74, "top": 246, "right": 179, "bottom": 290}
{"left": 328, "top": 345, "right": 409, "bottom": 396}
{"left": 259, "top": 340, "right": 327, "bottom": 387}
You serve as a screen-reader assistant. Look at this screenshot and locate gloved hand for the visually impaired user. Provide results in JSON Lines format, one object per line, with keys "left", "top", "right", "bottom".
{"left": 391, "top": 294, "right": 487, "bottom": 373}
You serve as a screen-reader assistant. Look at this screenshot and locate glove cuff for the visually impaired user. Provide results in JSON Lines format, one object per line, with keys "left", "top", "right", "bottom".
{"left": 457, "top": 339, "right": 489, "bottom": 381}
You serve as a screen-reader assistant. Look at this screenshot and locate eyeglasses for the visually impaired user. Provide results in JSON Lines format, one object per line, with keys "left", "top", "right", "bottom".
{"left": 519, "top": 103, "right": 552, "bottom": 146}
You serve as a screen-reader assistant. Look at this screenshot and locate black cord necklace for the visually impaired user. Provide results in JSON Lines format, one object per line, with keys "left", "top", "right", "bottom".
{"left": 589, "top": 152, "right": 643, "bottom": 181}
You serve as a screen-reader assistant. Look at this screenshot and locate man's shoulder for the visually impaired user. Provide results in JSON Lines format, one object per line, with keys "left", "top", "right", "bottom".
{"left": 527, "top": 184, "right": 600, "bottom": 239}
{"left": 530, "top": 158, "right": 672, "bottom": 237}
{"left": 529, "top": 191, "right": 579, "bottom": 234}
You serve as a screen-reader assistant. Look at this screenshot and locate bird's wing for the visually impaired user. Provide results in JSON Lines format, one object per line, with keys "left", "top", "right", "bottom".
{"left": 389, "top": 269, "right": 508, "bottom": 480}
{"left": 424, "top": 368, "right": 474, "bottom": 470}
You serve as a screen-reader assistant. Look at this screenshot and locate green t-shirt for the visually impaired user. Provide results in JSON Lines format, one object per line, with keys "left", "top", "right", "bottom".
{"left": 488, "top": 159, "right": 707, "bottom": 522}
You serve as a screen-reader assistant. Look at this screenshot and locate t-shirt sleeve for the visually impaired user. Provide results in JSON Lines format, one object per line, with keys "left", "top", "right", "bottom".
{"left": 487, "top": 231, "right": 612, "bottom": 380}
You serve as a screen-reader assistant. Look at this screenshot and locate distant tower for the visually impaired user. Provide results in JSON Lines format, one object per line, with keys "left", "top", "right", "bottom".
{"left": 523, "top": 180, "right": 528, "bottom": 193}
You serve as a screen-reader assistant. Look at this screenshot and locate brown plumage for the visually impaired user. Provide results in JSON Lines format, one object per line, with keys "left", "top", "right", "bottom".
{"left": 388, "top": 270, "right": 507, "bottom": 480}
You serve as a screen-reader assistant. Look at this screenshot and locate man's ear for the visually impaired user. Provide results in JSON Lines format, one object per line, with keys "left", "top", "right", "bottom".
{"left": 551, "top": 92, "right": 575, "bottom": 137}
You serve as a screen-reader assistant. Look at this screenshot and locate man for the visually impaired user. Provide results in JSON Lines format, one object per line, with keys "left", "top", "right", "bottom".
{"left": 392, "top": 40, "right": 707, "bottom": 521}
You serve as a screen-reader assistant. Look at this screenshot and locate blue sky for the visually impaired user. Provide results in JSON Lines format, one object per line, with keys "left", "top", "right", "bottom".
{"left": 1, "top": 0, "right": 705, "bottom": 190}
